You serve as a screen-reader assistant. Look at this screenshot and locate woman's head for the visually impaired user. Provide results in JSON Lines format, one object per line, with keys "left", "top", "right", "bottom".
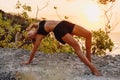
{"left": 27, "top": 28, "right": 37, "bottom": 39}
{"left": 26, "top": 23, "right": 39, "bottom": 39}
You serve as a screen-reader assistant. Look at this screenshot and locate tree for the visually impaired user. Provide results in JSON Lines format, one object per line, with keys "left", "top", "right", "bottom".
{"left": 15, "top": 0, "right": 31, "bottom": 19}
{"left": 35, "top": 0, "right": 50, "bottom": 19}
{"left": 97, "top": 0, "right": 117, "bottom": 33}
{"left": 88, "top": 0, "right": 118, "bottom": 55}
{"left": 98, "top": 0, "right": 115, "bottom": 5}
{"left": 53, "top": 6, "right": 69, "bottom": 20}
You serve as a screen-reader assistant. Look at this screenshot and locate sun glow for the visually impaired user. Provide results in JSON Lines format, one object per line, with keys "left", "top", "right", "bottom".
{"left": 0, "top": 0, "right": 103, "bottom": 30}
{"left": 84, "top": 3, "right": 102, "bottom": 23}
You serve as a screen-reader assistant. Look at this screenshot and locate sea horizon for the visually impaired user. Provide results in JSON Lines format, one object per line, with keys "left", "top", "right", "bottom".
{"left": 107, "top": 32, "right": 120, "bottom": 56}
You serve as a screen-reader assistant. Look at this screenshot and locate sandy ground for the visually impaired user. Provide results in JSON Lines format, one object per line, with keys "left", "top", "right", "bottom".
{"left": 0, "top": 48, "right": 120, "bottom": 80}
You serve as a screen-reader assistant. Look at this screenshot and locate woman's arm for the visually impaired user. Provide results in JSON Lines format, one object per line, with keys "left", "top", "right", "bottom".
{"left": 22, "top": 35, "right": 44, "bottom": 64}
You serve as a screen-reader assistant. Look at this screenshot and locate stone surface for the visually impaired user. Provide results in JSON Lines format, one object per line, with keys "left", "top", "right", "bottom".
{"left": 0, "top": 48, "right": 120, "bottom": 80}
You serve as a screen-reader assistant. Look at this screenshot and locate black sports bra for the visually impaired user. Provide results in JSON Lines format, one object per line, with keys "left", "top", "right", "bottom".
{"left": 37, "top": 20, "right": 49, "bottom": 35}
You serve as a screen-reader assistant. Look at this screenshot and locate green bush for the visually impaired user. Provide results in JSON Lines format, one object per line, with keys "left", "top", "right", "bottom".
{"left": 18, "top": 33, "right": 74, "bottom": 54}
{"left": 0, "top": 13, "right": 21, "bottom": 47}
{"left": 39, "top": 34, "right": 74, "bottom": 54}
{"left": 92, "top": 29, "right": 114, "bottom": 56}
{"left": 0, "top": 10, "right": 114, "bottom": 56}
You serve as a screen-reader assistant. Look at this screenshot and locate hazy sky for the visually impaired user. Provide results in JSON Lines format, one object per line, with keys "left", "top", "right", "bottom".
{"left": 0, "top": 0, "right": 120, "bottom": 31}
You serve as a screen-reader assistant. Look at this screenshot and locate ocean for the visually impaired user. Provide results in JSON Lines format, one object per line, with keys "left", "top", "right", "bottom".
{"left": 109, "top": 32, "right": 120, "bottom": 43}
{"left": 107, "top": 32, "right": 120, "bottom": 56}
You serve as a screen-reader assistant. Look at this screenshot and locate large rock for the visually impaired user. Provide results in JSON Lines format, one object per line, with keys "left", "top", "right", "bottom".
{"left": 0, "top": 48, "right": 120, "bottom": 80}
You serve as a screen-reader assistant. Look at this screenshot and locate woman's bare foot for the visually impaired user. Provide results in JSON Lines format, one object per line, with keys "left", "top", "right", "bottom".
{"left": 21, "top": 61, "right": 30, "bottom": 65}
{"left": 91, "top": 67, "right": 102, "bottom": 76}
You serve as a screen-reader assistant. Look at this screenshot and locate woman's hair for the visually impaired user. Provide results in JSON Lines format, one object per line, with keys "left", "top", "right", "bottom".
{"left": 26, "top": 23, "right": 39, "bottom": 31}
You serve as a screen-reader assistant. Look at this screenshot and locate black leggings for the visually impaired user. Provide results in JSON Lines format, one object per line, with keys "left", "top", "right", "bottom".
{"left": 53, "top": 20, "right": 75, "bottom": 44}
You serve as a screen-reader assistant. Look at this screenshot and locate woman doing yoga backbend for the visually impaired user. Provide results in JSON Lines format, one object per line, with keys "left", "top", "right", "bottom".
{"left": 23, "top": 20, "right": 102, "bottom": 76}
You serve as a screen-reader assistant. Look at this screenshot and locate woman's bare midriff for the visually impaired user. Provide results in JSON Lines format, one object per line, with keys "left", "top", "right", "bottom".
{"left": 44, "top": 20, "right": 61, "bottom": 32}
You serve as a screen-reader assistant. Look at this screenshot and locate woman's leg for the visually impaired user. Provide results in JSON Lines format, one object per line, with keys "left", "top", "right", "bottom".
{"left": 62, "top": 33, "right": 101, "bottom": 76}
{"left": 72, "top": 25, "right": 92, "bottom": 62}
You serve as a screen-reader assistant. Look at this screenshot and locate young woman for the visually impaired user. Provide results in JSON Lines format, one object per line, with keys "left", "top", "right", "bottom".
{"left": 23, "top": 20, "right": 101, "bottom": 76}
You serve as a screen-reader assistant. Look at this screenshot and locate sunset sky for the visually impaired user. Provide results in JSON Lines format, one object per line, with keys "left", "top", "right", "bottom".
{"left": 0, "top": 0, "right": 120, "bottom": 31}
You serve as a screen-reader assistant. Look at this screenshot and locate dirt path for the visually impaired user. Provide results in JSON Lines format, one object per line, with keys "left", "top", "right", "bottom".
{"left": 0, "top": 48, "right": 120, "bottom": 80}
